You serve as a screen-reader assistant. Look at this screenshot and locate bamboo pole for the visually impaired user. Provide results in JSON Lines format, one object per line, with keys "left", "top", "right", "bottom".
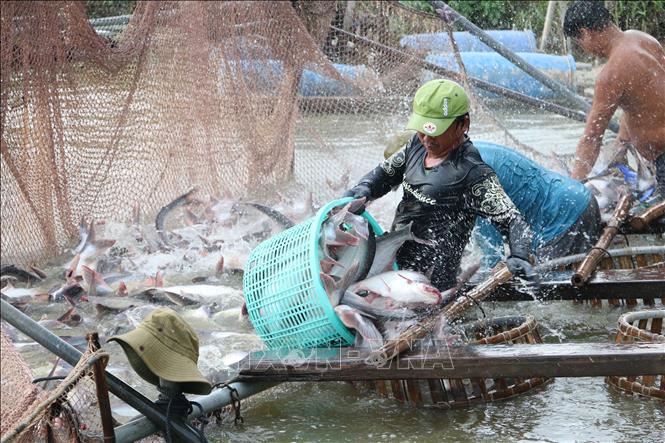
{"left": 365, "top": 263, "right": 513, "bottom": 367}
{"left": 629, "top": 200, "right": 665, "bottom": 231}
{"left": 572, "top": 194, "right": 634, "bottom": 287}
{"left": 87, "top": 333, "right": 116, "bottom": 443}
{"left": 540, "top": 1, "right": 557, "bottom": 51}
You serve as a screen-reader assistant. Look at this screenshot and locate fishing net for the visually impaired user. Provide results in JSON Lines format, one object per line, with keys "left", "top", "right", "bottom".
{"left": 1, "top": 326, "right": 112, "bottom": 442}
{"left": 1, "top": 1, "right": 576, "bottom": 266}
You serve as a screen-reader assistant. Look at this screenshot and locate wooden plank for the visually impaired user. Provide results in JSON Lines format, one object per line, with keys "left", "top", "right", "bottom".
{"left": 482, "top": 268, "right": 665, "bottom": 301}
{"left": 235, "top": 343, "right": 665, "bottom": 381}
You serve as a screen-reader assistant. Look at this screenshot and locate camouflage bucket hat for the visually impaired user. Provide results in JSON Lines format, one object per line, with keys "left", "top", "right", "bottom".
{"left": 108, "top": 307, "right": 212, "bottom": 395}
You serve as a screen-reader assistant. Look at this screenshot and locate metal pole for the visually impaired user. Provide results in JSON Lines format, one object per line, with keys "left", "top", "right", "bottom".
{"left": 0, "top": 299, "right": 204, "bottom": 443}
{"left": 535, "top": 245, "right": 665, "bottom": 272}
{"left": 114, "top": 381, "right": 278, "bottom": 443}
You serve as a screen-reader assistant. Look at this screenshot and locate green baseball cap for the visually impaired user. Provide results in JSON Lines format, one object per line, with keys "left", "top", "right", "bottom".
{"left": 108, "top": 307, "right": 212, "bottom": 395}
{"left": 405, "top": 79, "right": 470, "bottom": 137}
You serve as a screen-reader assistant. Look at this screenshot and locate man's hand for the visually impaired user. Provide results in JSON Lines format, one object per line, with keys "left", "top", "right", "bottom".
{"left": 343, "top": 184, "right": 371, "bottom": 200}
{"left": 506, "top": 255, "right": 538, "bottom": 282}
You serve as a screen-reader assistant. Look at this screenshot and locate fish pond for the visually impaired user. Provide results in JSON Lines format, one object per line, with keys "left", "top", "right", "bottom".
{"left": 8, "top": 105, "right": 664, "bottom": 442}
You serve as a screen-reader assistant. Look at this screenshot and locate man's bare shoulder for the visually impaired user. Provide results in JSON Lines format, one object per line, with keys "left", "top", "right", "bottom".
{"left": 613, "top": 30, "right": 664, "bottom": 61}
{"left": 622, "top": 29, "right": 662, "bottom": 48}
{"left": 604, "top": 31, "right": 664, "bottom": 79}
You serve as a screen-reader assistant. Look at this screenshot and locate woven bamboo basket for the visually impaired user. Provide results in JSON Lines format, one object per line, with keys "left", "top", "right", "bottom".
{"left": 605, "top": 310, "right": 665, "bottom": 400}
{"left": 556, "top": 248, "right": 664, "bottom": 308}
{"left": 354, "top": 315, "right": 552, "bottom": 408}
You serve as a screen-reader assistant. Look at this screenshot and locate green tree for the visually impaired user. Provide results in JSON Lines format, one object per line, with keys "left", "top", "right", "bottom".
{"left": 86, "top": 1, "right": 136, "bottom": 19}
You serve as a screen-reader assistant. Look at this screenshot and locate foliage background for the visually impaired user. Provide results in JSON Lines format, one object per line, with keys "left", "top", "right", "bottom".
{"left": 400, "top": 1, "right": 665, "bottom": 41}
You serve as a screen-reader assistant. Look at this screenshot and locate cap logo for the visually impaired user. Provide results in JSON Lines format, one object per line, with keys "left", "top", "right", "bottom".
{"left": 423, "top": 122, "right": 437, "bottom": 134}
{"left": 442, "top": 97, "right": 449, "bottom": 116}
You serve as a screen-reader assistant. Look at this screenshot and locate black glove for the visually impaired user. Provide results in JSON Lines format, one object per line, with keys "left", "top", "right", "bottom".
{"left": 506, "top": 255, "right": 538, "bottom": 282}
{"left": 342, "top": 184, "right": 372, "bottom": 214}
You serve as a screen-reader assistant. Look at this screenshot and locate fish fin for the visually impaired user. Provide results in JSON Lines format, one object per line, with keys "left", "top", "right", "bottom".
{"left": 155, "top": 271, "right": 164, "bottom": 287}
{"left": 184, "top": 209, "right": 199, "bottom": 226}
{"left": 216, "top": 256, "right": 225, "bottom": 275}
{"left": 353, "top": 314, "right": 383, "bottom": 344}
{"left": 28, "top": 265, "right": 47, "bottom": 280}
{"left": 330, "top": 261, "right": 359, "bottom": 306}
{"left": 396, "top": 273, "right": 414, "bottom": 284}
{"left": 56, "top": 307, "right": 76, "bottom": 323}
{"left": 117, "top": 281, "right": 128, "bottom": 297}
{"left": 320, "top": 272, "right": 336, "bottom": 302}
{"left": 87, "top": 219, "right": 96, "bottom": 244}
{"left": 66, "top": 254, "right": 81, "bottom": 279}
{"left": 335, "top": 228, "right": 360, "bottom": 246}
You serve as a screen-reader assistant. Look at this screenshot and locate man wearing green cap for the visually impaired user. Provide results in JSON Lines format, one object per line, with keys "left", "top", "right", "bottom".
{"left": 344, "top": 79, "right": 535, "bottom": 290}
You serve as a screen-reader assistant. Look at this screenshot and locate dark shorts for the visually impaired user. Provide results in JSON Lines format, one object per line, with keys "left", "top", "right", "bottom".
{"left": 536, "top": 196, "right": 602, "bottom": 262}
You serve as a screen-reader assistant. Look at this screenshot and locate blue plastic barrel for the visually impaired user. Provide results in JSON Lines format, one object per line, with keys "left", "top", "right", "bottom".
{"left": 299, "top": 63, "right": 381, "bottom": 96}
{"left": 220, "top": 61, "right": 381, "bottom": 97}
{"left": 220, "top": 59, "right": 285, "bottom": 92}
{"left": 401, "top": 30, "right": 537, "bottom": 53}
{"left": 422, "top": 52, "right": 576, "bottom": 99}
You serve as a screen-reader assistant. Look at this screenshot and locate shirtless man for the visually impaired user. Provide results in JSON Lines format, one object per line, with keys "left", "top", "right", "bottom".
{"left": 564, "top": 1, "right": 665, "bottom": 196}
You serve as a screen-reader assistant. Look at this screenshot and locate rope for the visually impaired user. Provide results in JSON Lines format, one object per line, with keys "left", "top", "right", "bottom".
{"left": 1, "top": 348, "right": 109, "bottom": 443}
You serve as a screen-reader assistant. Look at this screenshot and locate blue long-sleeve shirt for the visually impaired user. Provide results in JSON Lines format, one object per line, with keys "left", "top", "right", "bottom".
{"left": 473, "top": 141, "right": 591, "bottom": 267}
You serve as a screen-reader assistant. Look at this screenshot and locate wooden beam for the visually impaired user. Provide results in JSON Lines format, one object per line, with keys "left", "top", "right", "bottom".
{"left": 235, "top": 342, "right": 665, "bottom": 381}
{"left": 482, "top": 268, "right": 665, "bottom": 301}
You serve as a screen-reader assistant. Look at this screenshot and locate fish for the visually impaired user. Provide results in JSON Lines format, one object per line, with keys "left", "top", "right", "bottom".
{"left": 318, "top": 198, "right": 368, "bottom": 277}
{"left": 328, "top": 224, "right": 375, "bottom": 284}
{"left": 320, "top": 198, "right": 365, "bottom": 247}
{"left": 366, "top": 222, "right": 435, "bottom": 279}
{"left": 347, "top": 270, "right": 441, "bottom": 306}
{"left": 90, "top": 295, "right": 142, "bottom": 318}
{"left": 0, "top": 284, "right": 38, "bottom": 311}
{"left": 339, "top": 290, "right": 418, "bottom": 319}
{"left": 49, "top": 281, "right": 85, "bottom": 302}
{"left": 56, "top": 306, "right": 82, "bottom": 327}
{"left": 334, "top": 305, "right": 383, "bottom": 348}
{"left": 28, "top": 265, "right": 48, "bottom": 280}
{"left": 0, "top": 264, "right": 43, "bottom": 284}
{"left": 237, "top": 202, "right": 295, "bottom": 230}
{"left": 584, "top": 173, "right": 630, "bottom": 218}
{"left": 320, "top": 261, "right": 360, "bottom": 306}
{"left": 65, "top": 221, "right": 116, "bottom": 277}
{"left": 137, "top": 284, "right": 239, "bottom": 307}
{"left": 155, "top": 187, "right": 200, "bottom": 247}
{"left": 0, "top": 281, "right": 43, "bottom": 299}
{"left": 81, "top": 265, "right": 114, "bottom": 296}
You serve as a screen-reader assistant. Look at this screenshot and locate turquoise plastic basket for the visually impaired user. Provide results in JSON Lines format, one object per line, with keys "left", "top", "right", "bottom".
{"left": 242, "top": 198, "right": 385, "bottom": 349}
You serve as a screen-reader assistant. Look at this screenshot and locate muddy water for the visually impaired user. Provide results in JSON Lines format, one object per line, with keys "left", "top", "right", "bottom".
{"left": 8, "top": 106, "right": 665, "bottom": 442}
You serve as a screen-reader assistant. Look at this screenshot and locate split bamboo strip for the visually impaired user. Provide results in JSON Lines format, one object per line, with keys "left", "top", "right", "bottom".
{"left": 572, "top": 194, "right": 634, "bottom": 287}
